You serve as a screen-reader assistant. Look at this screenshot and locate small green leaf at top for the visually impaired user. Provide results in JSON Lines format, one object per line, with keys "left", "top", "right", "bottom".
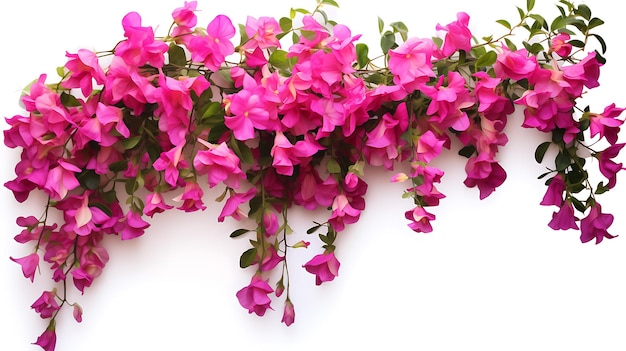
{"left": 377, "top": 17, "right": 384, "bottom": 34}
{"left": 380, "top": 30, "right": 396, "bottom": 54}
{"left": 356, "top": 43, "right": 369, "bottom": 69}
{"left": 319, "top": 0, "right": 339, "bottom": 8}
{"left": 230, "top": 228, "right": 252, "bottom": 238}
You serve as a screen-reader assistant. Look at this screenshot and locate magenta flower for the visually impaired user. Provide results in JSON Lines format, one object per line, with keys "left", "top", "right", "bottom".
{"left": 281, "top": 300, "right": 295, "bottom": 326}
{"left": 31, "top": 290, "right": 60, "bottom": 319}
{"left": 172, "top": 1, "right": 197, "bottom": 27}
{"left": 218, "top": 188, "right": 256, "bottom": 222}
{"left": 10, "top": 252, "right": 39, "bottom": 282}
{"left": 328, "top": 194, "right": 363, "bottom": 232}
{"left": 62, "top": 49, "right": 106, "bottom": 96}
{"left": 580, "top": 204, "right": 616, "bottom": 244}
{"left": 388, "top": 37, "right": 436, "bottom": 91}
{"left": 589, "top": 104, "right": 625, "bottom": 145}
{"left": 271, "top": 132, "right": 323, "bottom": 176}
{"left": 493, "top": 46, "right": 538, "bottom": 82}
{"left": 435, "top": 12, "right": 472, "bottom": 57}
{"left": 540, "top": 174, "right": 566, "bottom": 207}
{"left": 153, "top": 143, "right": 187, "bottom": 187}
{"left": 194, "top": 141, "right": 245, "bottom": 188}
{"left": 44, "top": 160, "right": 81, "bottom": 200}
{"left": 551, "top": 32, "right": 572, "bottom": 57}
{"left": 416, "top": 130, "right": 446, "bottom": 163}
{"left": 120, "top": 210, "right": 150, "bottom": 240}
{"left": 115, "top": 11, "right": 168, "bottom": 67}
{"left": 173, "top": 181, "right": 207, "bottom": 212}
{"left": 463, "top": 153, "right": 507, "bottom": 199}
{"left": 548, "top": 201, "right": 579, "bottom": 231}
{"left": 236, "top": 275, "right": 274, "bottom": 316}
{"left": 187, "top": 15, "right": 235, "bottom": 71}
{"left": 33, "top": 326, "right": 56, "bottom": 351}
{"left": 242, "top": 16, "right": 282, "bottom": 50}
{"left": 405, "top": 206, "right": 436, "bottom": 233}
{"left": 303, "top": 252, "right": 340, "bottom": 285}
{"left": 144, "top": 192, "right": 174, "bottom": 217}
{"left": 595, "top": 143, "right": 625, "bottom": 189}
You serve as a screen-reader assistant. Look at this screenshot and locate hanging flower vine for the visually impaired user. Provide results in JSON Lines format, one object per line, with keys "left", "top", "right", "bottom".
{"left": 4, "top": 0, "right": 624, "bottom": 350}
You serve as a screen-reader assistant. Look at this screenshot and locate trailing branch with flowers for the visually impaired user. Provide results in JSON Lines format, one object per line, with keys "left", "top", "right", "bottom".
{"left": 4, "top": 0, "right": 625, "bottom": 349}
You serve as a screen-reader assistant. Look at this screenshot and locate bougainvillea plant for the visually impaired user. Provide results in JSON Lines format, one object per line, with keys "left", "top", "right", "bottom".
{"left": 4, "top": 0, "right": 624, "bottom": 349}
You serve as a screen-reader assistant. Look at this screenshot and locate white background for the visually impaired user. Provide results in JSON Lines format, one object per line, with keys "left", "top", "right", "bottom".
{"left": 2, "top": 0, "right": 626, "bottom": 350}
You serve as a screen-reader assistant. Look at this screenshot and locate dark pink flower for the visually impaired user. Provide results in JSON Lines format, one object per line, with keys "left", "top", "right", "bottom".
{"left": 580, "top": 204, "right": 616, "bottom": 244}
{"left": 173, "top": 181, "right": 207, "bottom": 212}
{"left": 388, "top": 37, "right": 436, "bottom": 91}
{"left": 187, "top": 14, "right": 235, "bottom": 71}
{"left": 10, "top": 252, "right": 39, "bottom": 282}
{"left": 33, "top": 326, "right": 56, "bottom": 351}
{"left": 62, "top": 49, "right": 106, "bottom": 96}
{"left": 463, "top": 153, "right": 507, "bottom": 199}
{"left": 143, "top": 192, "right": 174, "bottom": 217}
{"left": 595, "top": 143, "right": 625, "bottom": 189}
{"left": 236, "top": 275, "right": 274, "bottom": 316}
{"left": 416, "top": 130, "right": 446, "bottom": 163}
{"left": 540, "top": 174, "right": 566, "bottom": 206}
{"left": 405, "top": 206, "right": 436, "bottom": 233}
{"left": 242, "top": 16, "right": 282, "bottom": 50}
{"left": 281, "top": 300, "right": 295, "bottom": 326}
{"left": 73, "top": 303, "right": 83, "bottom": 323}
{"left": 494, "top": 46, "right": 538, "bottom": 82}
{"left": 31, "top": 290, "right": 60, "bottom": 319}
{"left": 120, "top": 210, "right": 150, "bottom": 240}
{"left": 44, "top": 160, "right": 81, "bottom": 200}
{"left": 172, "top": 1, "right": 197, "bottom": 27}
{"left": 328, "top": 194, "right": 362, "bottom": 232}
{"left": 589, "top": 104, "right": 625, "bottom": 145}
{"left": 153, "top": 143, "right": 188, "bottom": 187}
{"left": 115, "top": 11, "right": 168, "bottom": 67}
{"left": 193, "top": 141, "right": 245, "bottom": 188}
{"left": 303, "top": 252, "right": 340, "bottom": 285}
{"left": 218, "top": 188, "right": 256, "bottom": 222}
{"left": 548, "top": 201, "right": 579, "bottom": 231}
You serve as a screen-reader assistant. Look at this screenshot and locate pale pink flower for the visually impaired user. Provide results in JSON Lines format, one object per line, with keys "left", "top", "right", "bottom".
{"left": 236, "top": 275, "right": 274, "bottom": 316}
{"left": 303, "top": 252, "right": 340, "bottom": 285}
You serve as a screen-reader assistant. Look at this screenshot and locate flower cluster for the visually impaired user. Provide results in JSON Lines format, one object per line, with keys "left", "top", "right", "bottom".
{"left": 4, "top": 1, "right": 624, "bottom": 350}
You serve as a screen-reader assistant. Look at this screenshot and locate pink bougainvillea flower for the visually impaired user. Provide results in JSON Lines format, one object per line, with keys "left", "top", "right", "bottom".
{"left": 254, "top": 245, "right": 284, "bottom": 271}
{"left": 115, "top": 11, "right": 168, "bottom": 67}
{"left": 281, "top": 299, "right": 295, "bottom": 326}
{"left": 120, "top": 210, "right": 150, "bottom": 240}
{"left": 580, "top": 204, "right": 616, "bottom": 244}
{"left": 242, "top": 16, "right": 282, "bottom": 50}
{"left": 551, "top": 32, "right": 572, "bottom": 57}
{"left": 62, "top": 49, "right": 106, "bottom": 96}
{"left": 562, "top": 52, "right": 602, "bottom": 97}
{"left": 72, "top": 303, "right": 83, "bottom": 323}
{"left": 548, "top": 201, "right": 579, "bottom": 231}
{"left": 218, "top": 188, "right": 256, "bottom": 222}
{"left": 328, "top": 194, "right": 363, "bottom": 232}
{"left": 388, "top": 37, "right": 437, "bottom": 91}
{"left": 152, "top": 143, "right": 188, "bottom": 187}
{"left": 187, "top": 14, "right": 235, "bottom": 71}
{"left": 262, "top": 209, "right": 279, "bottom": 237}
{"left": 33, "top": 326, "right": 56, "bottom": 351}
{"left": 11, "top": 252, "right": 39, "bottom": 282}
{"left": 416, "top": 130, "right": 446, "bottom": 163}
{"left": 236, "top": 275, "right": 274, "bottom": 316}
{"left": 173, "top": 181, "right": 207, "bottom": 212}
{"left": 102, "top": 56, "right": 156, "bottom": 116}
{"left": 540, "top": 174, "right": 566, "bottom": 207}
{"left": 595, "top": 143, "right": 625, "bottom": 189}
{"left": 143, "top": 192, "right": 174, "bottom": 217}
{"left": 405, "top": 206, "right": 436, "bottom": 233}
{"left": 463, "top": 153, "right": 507, "bottom": 199}
{"left": 588, "top": 103, "right": 625, "bottom": 145}
{"left": 493, "top": 46, "right": 538, "bottom": 82}
{"left": 303, "top": 252, "right": 340, "bottom": 285}
{"left": 270, "top": 132, "right": 323, "bottom": 176}
{"left": 421, "top": 71, "right": 473, "bottom": 131}
{"left": 44, "top": 160, "right": 81, "bottom": 200}
{"left": 31, "top": 290, "right": 60, "bottom": 319}
{"left": 172, "top": 1, "right": 197, "bottom": 27}
{"left": 193, "top": 140, "right": 245, "bottom": 188}
{"left": 71, "top": 245, "right": 109, "bottom": 293}
{"left": 435, "top": 12, "right": 472, "bottom": 58}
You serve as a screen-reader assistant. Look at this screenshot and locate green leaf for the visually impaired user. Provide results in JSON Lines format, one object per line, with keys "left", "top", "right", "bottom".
{"left": 80, "top": 170, "right": 100, "bottom": 190}
{"left": 529, "top": 14, "right": 547, "bottom": 29}
{"left": 306, "top": 224, "right": 322, "bottom": 234}
{"left": 458, "top": 145, "right": 476, "bottom": 158}
{"left": 504, "top": 38, "right": 517, "bottom": 51}
{"left": 575, "top": 4, "right": 592, "bottom": 21}
{"left": 238, "top": 23, "right": 249, "bottom": 44}
{"left": 517, "top": 6, "right": 525, "bottom": 20}
{"left": 125, "top": 178, "right": 139, "bottom": 195}
{"left": 591, "top": 34, "right": 607, "bottom": 54}
{"left": 475, "top": 51, "right": 497, "bottom": 69}
{"left": 377, "top": 17, "right": 384, "bottom": 34}
{"left": 588, "top": 17, "right": 604, "bottom": 30}
{"left": 108, "top": 160, "right": 128, "bottom": 173}
{"left": 390, "top": 21, "right": 409, "bottom": 42}
{"left": 571, "top": 197, "right": 586, "bottom": 212}
{"left": 167, "top": 43, "right": 187, "bottom": 67}
{"left": 496, "top": 19, "right": 511, "bottom": 30}
{"left": 60, "top": 92, "right": 81, "bottom": 107}
{"left": 595, "top": 181, "right": 608, "bottom": 195}
{"left": 326, "top": 158, "right": 341, "bottom": 174}
{"left": 380, "top": 30, "right": 396, "bottom": 54}
{"left": 122, "top": 136, "right": 142, "bottom": 150}
{"left": 527, "top": 0, "right": 535, "bottom": 12}
{"left": 201, "top": 101, "right": 225, "bottom": 122}
{"left": 268, "top": 49, "right": 296, "bottom": 70}
{"left": 230, "top": 228, "right": 251, "bottom": 238}
{"left": 555, "top": 151, "right": 571, "bottom": 171}
{"left": 279, "top": 17, "right": 292, "bottom": 33}
{"left": 56, "top": 66, "right": 66, "bottom": 78}
{"left": 534, "top": 141, "right": 551, "bottom": 163}
{"left": 239, "top": 248, "right": 257, "bottom": 268}
{"left": 356, "top": 43, "right": 369, "bottom": 69}
{"left": 550, "top": 16, "right": 568, "bottom": 32}
{"left": 320, "top": 0, "right": 339, "bottom": 7}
